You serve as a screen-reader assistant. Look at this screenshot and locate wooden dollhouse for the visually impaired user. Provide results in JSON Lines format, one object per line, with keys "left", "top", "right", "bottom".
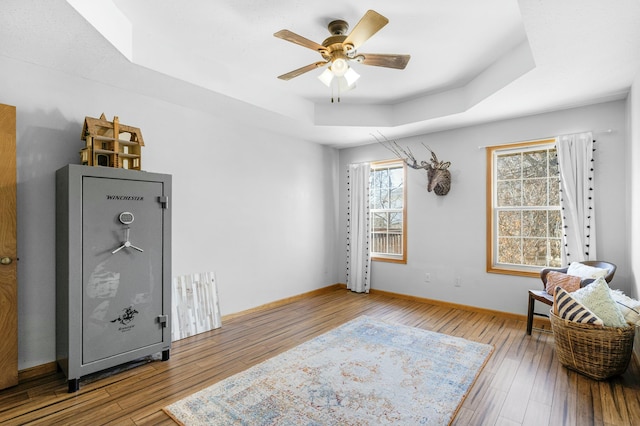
{"left": 80, "top": 114, "right": 144, "bottom": 170}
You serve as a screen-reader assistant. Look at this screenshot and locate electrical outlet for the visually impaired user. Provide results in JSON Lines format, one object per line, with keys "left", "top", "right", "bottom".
{"left": 424, "top": 272, "right": 431, "bottom": 283}
{"left": 454, "top": 277, "right": 462, "bottom": 287}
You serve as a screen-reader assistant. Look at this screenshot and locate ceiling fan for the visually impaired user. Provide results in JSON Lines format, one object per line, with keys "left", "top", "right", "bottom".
{"left": 274, "top": 10, "right": 410, "bottom": 93}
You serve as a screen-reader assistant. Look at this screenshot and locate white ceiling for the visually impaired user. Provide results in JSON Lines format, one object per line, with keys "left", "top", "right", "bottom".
{"left": 6, "top": 1, "right": 640, "bottom": 147}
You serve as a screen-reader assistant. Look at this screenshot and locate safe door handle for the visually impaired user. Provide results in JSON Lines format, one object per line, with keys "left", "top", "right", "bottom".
{"left": 111, "top": 227, "right": 144, "bottom": 254}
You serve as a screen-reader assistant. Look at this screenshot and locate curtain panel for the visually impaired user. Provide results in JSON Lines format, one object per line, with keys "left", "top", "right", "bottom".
{"left": 346, "top": 162, "right": 371, "bottom": 293}
{"left": 556, "top": 132, "right": 596, "bottom": 264}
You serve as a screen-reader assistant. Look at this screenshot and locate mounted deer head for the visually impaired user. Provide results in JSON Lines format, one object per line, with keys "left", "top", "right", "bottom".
{"left": 374, "top": 134, "right": 452, "bottom": 196}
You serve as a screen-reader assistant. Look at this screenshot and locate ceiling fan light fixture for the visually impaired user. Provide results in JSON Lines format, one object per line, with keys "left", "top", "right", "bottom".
{"left": 318, "top": 68, "right": 334, "bottom": 87}
{"left": 343, "top": 66, "right": 360, "bottom": 87}
{"left": 330, "top": 58, "right": 348, "bottom": 77}
{"left": 337, "top": 76, "right": 356, "bottom": 93}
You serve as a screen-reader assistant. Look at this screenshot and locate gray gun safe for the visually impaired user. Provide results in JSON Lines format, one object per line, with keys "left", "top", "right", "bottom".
{"left": 56, "top": 165, "right": 171, "bottom": 392}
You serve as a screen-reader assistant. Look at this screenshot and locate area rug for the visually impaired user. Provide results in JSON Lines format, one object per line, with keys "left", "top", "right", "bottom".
{"left": 164, "top": 316, "right": 493, "bottom": 425}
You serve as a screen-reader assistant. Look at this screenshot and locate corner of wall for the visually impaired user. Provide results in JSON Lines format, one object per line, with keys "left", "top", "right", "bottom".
{"left": 629, "top": 72, "right": 640, "bottom": 364}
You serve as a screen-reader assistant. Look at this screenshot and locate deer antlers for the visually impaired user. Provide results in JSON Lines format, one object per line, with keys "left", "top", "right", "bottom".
{"left": 373, "top": 133, "right": 452, "bottom": 196}
{"left": 372, "top": 133, "right": 428, "bottom": 170}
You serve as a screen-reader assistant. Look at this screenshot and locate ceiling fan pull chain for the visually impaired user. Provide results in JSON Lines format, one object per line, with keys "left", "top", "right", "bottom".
{"left": 331, "top": 80, "right": 335, "bottom": 103}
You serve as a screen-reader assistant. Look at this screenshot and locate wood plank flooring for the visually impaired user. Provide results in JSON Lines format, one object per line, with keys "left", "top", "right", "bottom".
{"left": 1, "top": 287, "right": 638, "bottom": 425}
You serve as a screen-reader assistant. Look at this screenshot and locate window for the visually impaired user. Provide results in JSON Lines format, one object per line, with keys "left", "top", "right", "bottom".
{"left": 370, "top": 160, "right": 407, "bottom": 263}
{"left": 486, "top": 139, "right": 562, "bottom": 276}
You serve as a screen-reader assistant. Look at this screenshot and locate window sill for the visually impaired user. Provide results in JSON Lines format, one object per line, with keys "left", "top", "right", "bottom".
{"left": 372, "top": 256, "right": 407, "bottom": 264}
{"left": 487, "top": 265, "right": 539, "bottom": 278}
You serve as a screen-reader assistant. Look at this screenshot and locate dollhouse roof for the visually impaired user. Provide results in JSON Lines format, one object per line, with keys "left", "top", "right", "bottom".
{"left": 81, "top": 113, "right": 144, "bottom": 146}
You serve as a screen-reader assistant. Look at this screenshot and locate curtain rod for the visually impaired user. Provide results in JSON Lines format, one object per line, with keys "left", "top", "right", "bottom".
{"left": 477, "top": 129, "right": 614, "bottom": 149}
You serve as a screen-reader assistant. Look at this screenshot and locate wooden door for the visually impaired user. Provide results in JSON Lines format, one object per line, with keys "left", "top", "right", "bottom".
{"left": 0, "top": 103, "right": 18, "bottom": 390}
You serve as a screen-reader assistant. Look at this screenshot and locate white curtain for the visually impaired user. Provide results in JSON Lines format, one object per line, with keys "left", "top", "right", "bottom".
{"left": 556, "top": 132, "right": 596, "bottom": 264}
{"left": 346, "top": 162, "right": 371, "bottom": 293}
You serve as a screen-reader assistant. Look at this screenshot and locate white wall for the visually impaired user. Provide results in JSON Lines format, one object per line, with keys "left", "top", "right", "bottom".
{"left": 339, "top": 101, "right": 629, "bottom": 315}
{"left": 627, "top": 72, "right": 640, "bottom": 359}
{"left": 2, "top": 0, "right": 634, "bottom": 371}
{"left": 628, "top": 73, "right": 640, "bottom": 300}
{"left": 1, "top": 54, "right": 339, "bottom": 370}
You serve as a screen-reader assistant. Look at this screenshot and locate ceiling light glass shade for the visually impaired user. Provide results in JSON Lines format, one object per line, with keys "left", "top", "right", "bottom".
{"left": 331, "top": 58, "right": 348, "bottom": 77}
{"left": 318, "top": 68, "right": 334, "bottom": 87}
{"left": 337, "top": 76, "right": 356, "bottom": 92}
{"left": 343, "top": 67, "right": 360, "bottom": 87}
{"left": 318, "top": 64, "right": 360, "bottom": 88}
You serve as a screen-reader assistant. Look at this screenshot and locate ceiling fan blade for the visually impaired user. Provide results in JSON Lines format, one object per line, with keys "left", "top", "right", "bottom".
{"left": 274, "top": 30, "right": 327, "bottom": 53}
{"left": 343, "top": 10, "right": 389, "bottom": 51}
{"left": 277, "top": 61, "right": 328, "bottom": 80}
{"left": 357, "top": 53, "right": 411, "bottom": 69}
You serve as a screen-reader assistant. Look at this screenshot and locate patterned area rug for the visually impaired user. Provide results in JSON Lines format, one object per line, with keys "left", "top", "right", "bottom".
{"left": 164, "top": 316, "right": 493, "bottom": 425}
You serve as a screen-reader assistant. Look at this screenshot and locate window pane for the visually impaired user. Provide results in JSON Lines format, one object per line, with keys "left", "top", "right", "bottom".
{"left": 389, "top": 187, "right": 403, "bottom": 209}
{"left": 389, "top": 212, "right": 403, "bottom": 230}
{"left": 549, "top": 239, "right": 562, "bottom": 267}
{"left": 371, "top": 233, "right": 387, "bottom": 253}
{"left": 497, "top": 180, "right": 521, "bottom": 206}
{"left": 523, "top": 150, "right": 547, "bottom": 178}
{"left": 549, "top": 178, "right": 560, "bottom": 205}
{"left": 389, "top": 168, "right": 403, "bottom": 189}
{"left": 548, "top": 210, "right": 562, "bottom": 238}
{"left": 549, "top": 151, "right": 559, "bottom": 175}
{"left": 370, "top": 188, "right": 382, "bottom": 209}
{"left": 498, "top": 237, "right": 521, "bottom": 264}
{"left": 523, "top": 178, "right": 547, "bottom": 206}
{"left": 497, "top": 153, "right": 521, "bottom": 180}
{"left": 377, "top": 169, "right": 389, "bottom": 188}
{"left": 523, "top": 238, "right": 548, "bottom": 266}
{"left": 498, "top": 210, "right": 521, "bottom": 236}
{"left": 522, "top": 210, "right": 547, "bottom": 237}
{"left": 386, "top": 232, "right": 402, "bottom": 254}
{"left": 372, "top": 212, "right": 388, "bottom": 231}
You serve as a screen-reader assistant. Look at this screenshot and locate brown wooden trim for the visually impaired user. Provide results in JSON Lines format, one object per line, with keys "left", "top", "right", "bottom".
{"left": 485, "top": 138, "right": 557, "bottom": 275}
{"left": 221, "top": 283, "right": 551, "bottom": 327}
{"left": 370, "top": 159, "right": 407, "bottom": 264}
{"left": 368, "top": 287, "right": 546, "bottom": 324}
{"left": 221, "top": 284, "right": 345, "bottom": 322}
{"left": 372, "top": 256, "right": 407, "bottom": 264}
{"left": 486, "top": 145, "right": 493, "bottom": 274}
{"left": 486, "top": 267, "right": 539, "bottom": 278}
{"left": 401, "top": 160, "right": 407, "bottom": 262}
{"left": 0, "top": 103, "right": 18, "bottom": 391}
{"left": 18, "top": 361, "right": 58, "bottom": 382}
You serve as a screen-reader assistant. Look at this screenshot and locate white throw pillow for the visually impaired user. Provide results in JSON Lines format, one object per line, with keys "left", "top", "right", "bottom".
{"left": 571, "top": 278, "right": 627, "bottom": 327}
{"left": 566, "top": 262, "right": 608, "bottom": 280}
{"left": 610, "top": 289, "right": 640, "bottom": 326}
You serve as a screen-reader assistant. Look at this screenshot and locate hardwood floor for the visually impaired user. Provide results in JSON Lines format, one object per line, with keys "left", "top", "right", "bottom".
{"left": 1, "top": 287, "right": 638, "bottom": 425}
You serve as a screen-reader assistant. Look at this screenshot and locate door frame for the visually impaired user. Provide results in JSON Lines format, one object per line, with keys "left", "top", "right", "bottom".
{"left": 0, "top": 103, "right": 18, "bottom": 390}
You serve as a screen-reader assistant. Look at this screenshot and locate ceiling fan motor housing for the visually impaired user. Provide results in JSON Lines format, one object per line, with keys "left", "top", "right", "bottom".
{"left": 323, "top": 20, "right": 356, "bottom": 59}
{"left": 327, "top": 20, "right": 349, "bottom": 35}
